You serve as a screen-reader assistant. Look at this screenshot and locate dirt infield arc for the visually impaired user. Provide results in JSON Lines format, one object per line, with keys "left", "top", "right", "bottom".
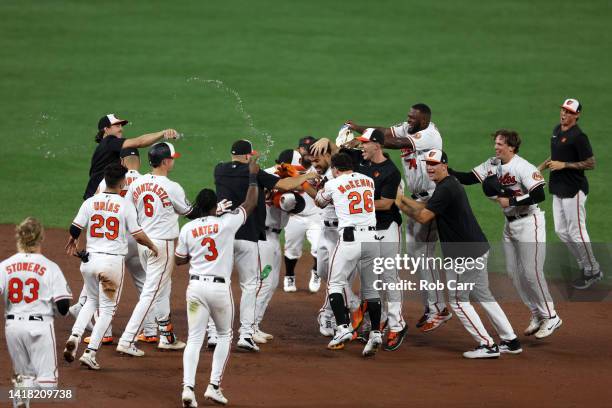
{"left": 1, "top": 225, "right": 611, "bottom": 408}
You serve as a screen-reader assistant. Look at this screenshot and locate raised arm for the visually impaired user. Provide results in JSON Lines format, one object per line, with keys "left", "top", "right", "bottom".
{"left": 122, "top": 129, "right": 178, "bottom": 149}
{"left": 448, "top": 168, "right": 481, "bottom": 185}
{"left": 274, "top": 172, "right": 319, "bottom": 192}
{"left": 241, "top": 156, "right": 260, "bottom": 216}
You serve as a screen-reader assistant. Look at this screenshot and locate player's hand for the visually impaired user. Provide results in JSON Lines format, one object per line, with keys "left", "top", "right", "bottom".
{"left": 216, "top": 199, "right": 233, "bottom": 215}
{"left": 65, "top": 237, "right": 78, "bottom": 256}
{"left": 304, "top": 172, "right": 320, "bottom": 182}
{"left": 310, "top": 138, "right": 331, "bottom": 157}
{"left": 248, "top": 153, "right": 260, "bottom": 174}
{"left": 497, "top": 197, "right": 510, "bottom": 208}
{"left": 150, "top": 245, "right": 159, "bottom": 258}
{"left": 345, "top": 120, "right": 357, "bottom": 130}
{"left": 162, "top": 129, "right": 178, "bottom": 139}
{"left": 548, "top": 160, "right": 566, "bottom": 171}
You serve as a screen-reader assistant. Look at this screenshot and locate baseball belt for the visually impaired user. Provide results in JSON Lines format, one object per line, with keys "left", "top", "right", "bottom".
{"left": 190, "top": 275, "right": 226, "bottom": 283}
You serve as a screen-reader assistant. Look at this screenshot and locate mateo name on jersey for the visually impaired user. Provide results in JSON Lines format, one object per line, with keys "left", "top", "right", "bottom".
{"left": 337, "top": 178, "right": 375, "bottom": 193}
{"left": 5, "top": 262, "right": 47, "bottom": 276}
{"left": 191, "top": 223, "right": 220, "bottom": 238}
{"left": 131, "top": 183, "right": 172, "bottom": 208}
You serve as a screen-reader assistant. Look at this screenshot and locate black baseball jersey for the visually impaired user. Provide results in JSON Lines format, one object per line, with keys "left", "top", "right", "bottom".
{"left": 342, "top": 148, "right": 403, "bottom": 230}
{"left": 549, "top": 124, "right": 594, "bottom": 198}
{"left": 426, "top": 175, "right": 489, "bottom": 259}
{"left": 83, "top": 135, "right": 126, "bottom": 200}
{"left": 214, "top": 161, "right": 279, "bottom": 242}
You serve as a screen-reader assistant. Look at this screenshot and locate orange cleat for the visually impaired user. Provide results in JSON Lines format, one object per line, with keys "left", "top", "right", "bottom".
{"left": 137, "top": 333, "right": 159, "bottom": 343}
{"left": 351, "top": 301, "right": 367, "bottom": 332}
{"left": 420, "top": 307, "right": 453, "bottom": 333}
{"left": 84, "top": 336, "right": 114, "bottom": 345}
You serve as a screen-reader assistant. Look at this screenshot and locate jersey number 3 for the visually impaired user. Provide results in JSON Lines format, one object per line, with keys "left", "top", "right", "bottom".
{"left": 348, "top": 190, "right": 374, "bottom": 214}
{"left": 8, "top": 278, "right": 39, "bottom": 304}
{"left": 200, "top": 237, "right": 219, "bottom": 261}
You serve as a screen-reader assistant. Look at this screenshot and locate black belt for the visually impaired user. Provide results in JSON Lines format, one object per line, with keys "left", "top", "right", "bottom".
{"left": 265, "top": 227, "right": 282, "bottom": 234}
{"left": 344, "top": 226, "right": 377, "bottom": 232}
{"left": 324, "top": 220, "right": 339, "bottom": 227}
{"left": 190, "top": 275, "right": 225, "bottom": 283}
{"left": 506, "top": 213, "right": 531, "bottom": 222}
{"left": 411, "top": 191, "right": 429, "bottom": 200}
{"left": 6, "top": 314, "right": 44, "bottom": 321}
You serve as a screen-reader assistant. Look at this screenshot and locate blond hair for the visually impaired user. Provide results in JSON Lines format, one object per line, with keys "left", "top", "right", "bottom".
{"left": 16, "top": 217, "right": 44, "bottom": 253}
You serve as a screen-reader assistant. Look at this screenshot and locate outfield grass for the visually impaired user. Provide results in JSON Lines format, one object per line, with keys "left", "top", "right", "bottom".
{"left": 1, "top": 0, "right": 610, "bottom": 243}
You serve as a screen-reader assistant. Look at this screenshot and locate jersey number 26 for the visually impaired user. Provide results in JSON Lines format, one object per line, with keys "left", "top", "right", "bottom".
{"left": 348, "top": 191, "right": 374, "bottom": 214}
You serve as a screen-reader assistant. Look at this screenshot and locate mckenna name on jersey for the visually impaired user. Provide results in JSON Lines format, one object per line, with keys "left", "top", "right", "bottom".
{"left": 336, "top": 178, "right": 375, "bottom": 194}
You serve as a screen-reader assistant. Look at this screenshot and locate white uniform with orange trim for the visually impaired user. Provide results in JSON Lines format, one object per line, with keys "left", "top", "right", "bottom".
{"left": 391, "top": 121, "right": 447, "bottom": 315}
{"left": 1, "top": 253, "right": 72, "bottom": 388}
{"left": 177, "top": 207, "right": 247, "bottom": 389}
{"left": 119, "top": 174, "right": 192, "bottom": 346}
{"left": 473, "top": 155, "right": 557, "bottom": 320}
{"left": 71, "top": 192, "right": 141, "bottom": 350}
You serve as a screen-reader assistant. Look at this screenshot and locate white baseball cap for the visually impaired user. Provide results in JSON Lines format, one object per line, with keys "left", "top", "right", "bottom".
{"left": 421, "top": 148, "right": 448, "bottom": 165}
{"left": 561, "top": 98, "right": 581, "bottom": 113}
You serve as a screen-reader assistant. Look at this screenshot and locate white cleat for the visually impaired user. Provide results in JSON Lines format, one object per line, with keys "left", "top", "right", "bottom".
{"left": 237, "top": 337, "right": 260, "bottom": 352}
{"left": 535, "top": 315, "right": 562, "bottom": 339}
{"left": 116, "top": 341, "right": 145, "bottom": 357}
{"left": 463, "top": 344, "right": 500, "bottom": 359}
{"left": 252, "top": 331, "right": 268, "bottom": 344}
{"left": 63, "top": 334, "right": 80, "bottom": 363}
{"left": 283, "top": 276, "right": 297, "bottom": 292}
{"left": 308, "top": 270, "right": 321, "bottom": 293}
{"left": 318, "top": 312, "right": 337, "bottom": 337}
{"left": 256, "top": 329, "right": 273, "bottom": 341}
{"left": 79, "top": 350, "right": 100, "bottom": 370}
{"left": 182, "top": 386, "right": 198, "bottom": 408}
{"left": 204, "top": 384, "right": 228, "bottom": 405}
{"left": 327, "top": 324, "right": 353, "bottom": 350}
{"left": 362, "top": 330, "right": 383, "bottom": 357}
{"left": 524, "top": 316, "right": 542, "bottom": 336}
{"left": 158, "top": 338, "right": 186, "bottom": 350}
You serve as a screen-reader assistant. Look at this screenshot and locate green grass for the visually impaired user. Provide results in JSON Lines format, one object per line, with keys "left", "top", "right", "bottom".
{"left": 1, "top": 0, "right": 610, "bottom": 243}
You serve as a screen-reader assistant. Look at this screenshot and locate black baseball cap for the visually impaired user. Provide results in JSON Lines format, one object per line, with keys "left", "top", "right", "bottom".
{"left": 422, "top": 149, "right": 448, "bottom": 165}
{"left": 149, "top": 142, "right": 181, "bottom": 167}
{"left": 98, "top": 114, "right": 129, "bottom": 130}
{"left": 120, "top": 148, "right": 140, "bottom": 158}
{"left": 356, "top": 128, "right": 384, "bottom": 144}
{"left": 275, "top": 149, "right": 305, "bottom": 170}
{"left": 231, "top": 140, "right": 257, "bottom": 155}
{"left": 298, "top": 136, "right": 317, "bottom": 149}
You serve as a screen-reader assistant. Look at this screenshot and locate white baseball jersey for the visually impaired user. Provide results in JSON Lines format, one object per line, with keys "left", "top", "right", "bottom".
{"left": 390, "top": 122, "right": 442, "bottom": 195}
{"left": 263, "top": 167, "right": 290, "bottom": 229}
{"left": 0, "top": 253, "right": 72, "bottom": 317}
{"left": 318, "top": 168, "right": 338, "bottom": 221}
{"left": 299, "top": 167, "right": 321, "bottom": 217}
{"left": 316, "top": 172, "right": 376, "bottom": 229}
{"left": 175, "top": 208, "right": 247, "bottom": 280}
{"left": 128, "top": 174, "right": 192, "bottom": 240}
{"left": 97, "top": 169, "right": 142, "bottom": 198}
{"left": 72, "top": 192, "right": 142, "bottom": 255}
{"left": 472, "top": 155, "right": 546, "bottom": 217}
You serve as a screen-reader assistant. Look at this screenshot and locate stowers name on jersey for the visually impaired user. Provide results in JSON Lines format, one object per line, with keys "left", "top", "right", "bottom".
{"left": 131, "top": 182, "right": 172, "bottom": 208}
{"left": 5, "top": 261, "right": 47, "bottom": 276}
{"left": 337, "top": 178, "right": 375, "bottom": 194}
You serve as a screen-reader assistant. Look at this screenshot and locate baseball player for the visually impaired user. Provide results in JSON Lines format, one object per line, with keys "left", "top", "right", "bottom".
{"left": 1, "top": 217, "right": 72, "bottom": 405}
{"left": 313, "top": 153, "right": 383, "bottom": 357}
{"left": 450, "top": 130, "right": 561, "bottom": 339}
{"left": 538, "top": 98, "right": 602, "bottom": 289}
{"left": 397, "top": 150, "right": 521, "bottom": 358}
{"left": 64, "top": 163, "right": 158, "bottom": 370}
{"left": 177, "top": 157, "right": 260, "bottom": 407}
{"left": 116, "top": 142, "right": 193, "bottom": 356}
{"left": 347, "top": 103, "right": 452, "bottom": 332}
{"left": 283, "top": 141, "right": 322, "bottom": 293}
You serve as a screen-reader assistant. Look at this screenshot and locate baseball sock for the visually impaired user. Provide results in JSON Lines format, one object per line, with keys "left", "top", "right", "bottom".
{"left": 329, "top": 293, "right": 350, "bottom": 326}
{"left": 312, "top": 257, "right": 318, "bottom": 275}
{"left": 284, "top": 256, "right": 297, "bottom": 277}
{"left": 365, "top": 299, "right": 382, "bottom": 331}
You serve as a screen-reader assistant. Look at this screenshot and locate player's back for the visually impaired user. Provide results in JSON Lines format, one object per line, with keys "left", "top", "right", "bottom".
{"left": 327, "top": 172, "right": 376, "bottom": 229}
{"left": 176, "top": 208, "right": 247, "bottom": 281}
{"left": 0, "top": 253, "right": 71, "bottom": 317}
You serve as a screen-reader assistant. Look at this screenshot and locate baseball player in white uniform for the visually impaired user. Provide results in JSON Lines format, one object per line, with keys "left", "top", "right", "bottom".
{"left": 347, "top": 103, "right": 452, "bottom": 332}
{"left": 64, "top": 163, "right": 158, "bottom": 370}
{"left": 117, "top": 142, "right": 193, "bottom": 356}
{"left": 313, "top": 153, "right": 383, "bottom": 356}
{"left": 177, "top": 159, "right": 259, "bottom": 407}
{"left": 451, "top": 130, "right": 561, "bottom": 339}
{"left": 2, "top": 217, "right": 72, "bottom": 405}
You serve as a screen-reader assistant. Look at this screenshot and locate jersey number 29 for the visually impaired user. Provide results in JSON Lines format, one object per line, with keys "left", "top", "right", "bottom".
{"left": 348, "top": 191, "right": 374, "bottom": 214}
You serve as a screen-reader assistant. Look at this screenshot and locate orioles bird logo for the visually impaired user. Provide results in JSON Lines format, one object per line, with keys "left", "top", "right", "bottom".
{"left": 428, "top": 151, "right": 436, "bottom": 158}
{"left": 532, "top": 172, "right": 544, "bottom": 181}
{"left": 373, "top": 171, "right": 380, "bottom": 178}
{"left": 561, "top": 137, "right": 567, "bottom": 143}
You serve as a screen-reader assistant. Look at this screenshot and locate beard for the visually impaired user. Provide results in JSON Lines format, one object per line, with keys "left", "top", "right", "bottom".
{"left": 408, "top": 122, "right": 426, "bottom": 134}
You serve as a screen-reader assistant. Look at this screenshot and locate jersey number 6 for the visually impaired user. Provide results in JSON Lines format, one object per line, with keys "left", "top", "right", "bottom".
{"left": 143, "top": 194, "right": 155, "bottom": 217}
{"left": 8, "top": 277, "right": 39, "bottom": 304}
{"left": 348, "top": 190, "right": 374, "bottom": 214}
{"left": 200, "top": 237, "right": 219, "bottom": 261}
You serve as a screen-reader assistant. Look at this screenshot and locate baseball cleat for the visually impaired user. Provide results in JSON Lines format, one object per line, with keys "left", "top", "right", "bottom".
{"left": 524, "top": 316, "right": 542, "bottom": 336}
{"left": 252, "top": 331, "right": 268, "bottom": 344}
{"left": 420, "top": 307, "right": 452, "bottom": 333}
{"left": 181, "top": 386, "right": 198, "bottom": 408}
{"left": 308, "top": 270, "right": 321, "bottom": 293}
{"left": 572, "top": 271, "right": 603, "bottom": 289}
{"left": 116, "top": 342, "right": 145, "bottom": 357}
{"left": 137, "top": 333, "right": 159, "bottom": 343}
{"left": 63, "top": 334, "right": 80, "bottom": 363}
{"left": 499, "top": 338, "right": 523, "bottom": 354}
{"left": 79, "top": 350, "right": 100, "bottom": 370}
{"left": 283, "top": 276, "right": 297, "bottom": 292}
{"left": 351, "top": 301, "right": 367, "bottom": 332}
{"left": 384, "top": 325, "right": 408, "bottom": 351}
{"left": 535, "top": 315, "right": 562, "bottom": 339}
{"left": 256, "top": 329, "right": 273, "bottom": 341}
{"left": 362, "top": 330, "right": 383, "bottom": 357}
{"left": 415, "top": 308, "right": 430, "bottom": 329}
{"left": 237, "top": 337, "right": 260, "bottom": 352}
{"left": 158, "top": 338, "right": 186, "bottom": 350}
{"left": 84, "top": 336, "right": 114, "bottom": 345}
{"left": 463, "top": 344, "right": 500, "bottom": 359}
{"left": 204, "top": 383, "right": 228, "bottom": 405}
{"left": 327, "top": 324, "right": 353, "bottom": 350}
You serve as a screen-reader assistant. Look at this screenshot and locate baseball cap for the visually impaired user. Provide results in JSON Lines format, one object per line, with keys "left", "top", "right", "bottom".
{"left": 231, "top": 140, "right": 257, "bottom": 155}
{"left": 422, "top": 149, "right": 448, "bottom": 165}
{"left": 98, "top": 114, "right": 129, "bottom": 130}
{"left": 298, "top": 136, "right": 317, "bottom": 149}
{"left": 276, "top": 149, "right": 305, "bottom": 171}
{"left": 120, "top": 148, "right": 139, "bottom": 158}
{"left": 561, "top": 98, "right": 581, "bottom": 113}
{"left": 149, "top": 142, "right": 181, "bottom": 164}
{"left": 357, "top": 128, "right": 385, "bottom": 144}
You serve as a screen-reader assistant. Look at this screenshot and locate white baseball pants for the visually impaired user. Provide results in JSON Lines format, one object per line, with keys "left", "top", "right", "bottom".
{"left": 283, "top": 213, "right": 321, "bottom": 259}
{"left": 255, "top": 231, "right": 282, "bottom": 328}
{"left": 377, "top": 222, "right": 405, "bottom": 332}
{"left": 234, "top": 239, "right": 261, "bottom": 338}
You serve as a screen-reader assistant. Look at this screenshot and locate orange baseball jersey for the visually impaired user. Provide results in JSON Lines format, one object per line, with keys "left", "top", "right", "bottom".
{"left": 0, "top": 253, "right": 72, "bottom": 317}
